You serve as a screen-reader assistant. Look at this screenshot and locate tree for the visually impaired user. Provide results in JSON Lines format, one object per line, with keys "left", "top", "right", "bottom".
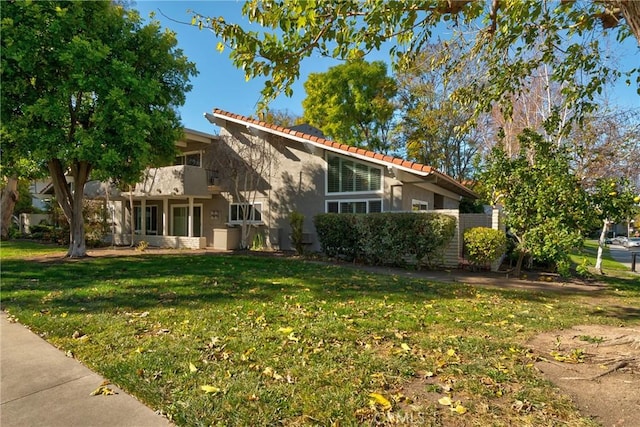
{"left": 1, "top": 1, "right": 196, "bottom": 257}
{"left": 590, "top": 178, "right": 638, "bottom": 274}
{"left": 394, "top": 45, "right": 482, "bottom": 181}
{"left": 258, "top": 108, "right": 303, "bottom": 128}
{"left": 480, "top": 128, "right": 592, "bottom": 276}
{"left": 193, "top": 1, "right": 639, "bottom": 121}
{"left": 302, "top": 60, "right": 397, "bottom": 152}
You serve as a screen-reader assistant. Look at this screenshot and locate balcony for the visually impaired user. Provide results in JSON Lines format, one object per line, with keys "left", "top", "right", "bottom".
{"left": 125, "top": 165, "right": 210, "bottom": 198}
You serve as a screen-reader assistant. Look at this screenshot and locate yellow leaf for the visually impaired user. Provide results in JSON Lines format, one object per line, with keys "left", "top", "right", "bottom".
{"left": 288, "top": 332, "right": 299, "bottom": 342}
{"left": 200, "top": 385, "right": 220, "bottom": 394}
{"left": 90, "top": 386, "right": 115, "bottom": 396}
{"left": 451, "top": 404, "right": 467, "bottom": 414}
{"left": 278, "top": 327, "right": 293, "bottom": 335}
{"left": 60, "top": 312, "right": 68, "bottom": 318}
{"left": 447, "top": 349, "right": 456, "bottom": 357}
{"left": 438, "top": 396, "right": 452, "bottom": 406}
{"left": 401, "top": 343, "right": 411, "bottom": 352}
{"left": 216, "top": 42, "right": 225, "bottom": 53}
{"left": 189, "top": 362, "right": 198, "bottom": 373}
{"left": 368, "top": 392, "right": 392, "bottom": 410}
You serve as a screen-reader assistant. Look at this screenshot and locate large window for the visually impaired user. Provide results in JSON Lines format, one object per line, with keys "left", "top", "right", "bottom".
{"left": 171, "top": 205, "right": 202, "bottom": 237}
{"left": 175, "top": 152, "right": 202, "bottom": 167}
{"left": 327, "top": 155, "right": 382, "bottom": 194}
{"left": 229, "top": 203, "right": 262, "bottom": 224}
{"left": 326, "top": 199, "right": 382, "bottom": 214}
{"left": 134, "top": 206, "right": 158, "bottom": 235}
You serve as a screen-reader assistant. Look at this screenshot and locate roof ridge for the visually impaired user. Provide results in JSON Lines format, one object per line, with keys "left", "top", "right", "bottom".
{"left": 212, "top": 108, "right": 438, "bottom": 175}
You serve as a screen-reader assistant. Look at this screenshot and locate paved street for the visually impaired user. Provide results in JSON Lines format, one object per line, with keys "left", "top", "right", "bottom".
{"left": 608, "top": 244, "right": 639, "bottom": 273}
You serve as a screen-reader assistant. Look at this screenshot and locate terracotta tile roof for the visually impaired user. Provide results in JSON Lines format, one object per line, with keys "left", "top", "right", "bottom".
{"left": 211, "top": 108, "right": 477, "bottom": 198}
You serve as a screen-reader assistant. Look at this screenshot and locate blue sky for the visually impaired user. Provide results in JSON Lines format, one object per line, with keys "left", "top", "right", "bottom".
{"left": 134, "top": 1, "right": 639, "bottom": 134}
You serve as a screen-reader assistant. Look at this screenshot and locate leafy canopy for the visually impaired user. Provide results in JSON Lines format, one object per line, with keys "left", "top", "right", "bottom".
{"left": 302, "top": 60, "right": 397, "bottom": 152}
{"left": 480, "top": 128, "right": 592, "bottom": 273}
{"left": 1, "top": 0, "right": 197, "bottom": 186}
{"left": 193, "top": 0, "right": 638, "bottom": 120}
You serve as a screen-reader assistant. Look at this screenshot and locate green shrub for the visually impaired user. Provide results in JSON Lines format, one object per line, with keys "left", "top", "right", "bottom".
{"left": 314, "top": 212, "right": 456, "bottom": 268}
{"left": 463, "top": 227, "right": 507, "bottom": 268}
{"left": 289, "top": 211, "right": 305, "bottom": 255}
{"left": 313, "top": 213, "right": 359, "bottom": 259}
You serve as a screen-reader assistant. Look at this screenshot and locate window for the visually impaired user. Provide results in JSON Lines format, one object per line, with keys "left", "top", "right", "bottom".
{"left": 411, "top": 199, "right": 429, "bottom": 211}
{"left": 134, "top": 206, "right": 158, "bottom": 235}
{"left": 326, "top": 199, "right": 383, "bottom": 214}
{"left": 175, "top": 152, "right": 201, "bottom": 167}
{"left": 171, "top": 205, "right": 202, "bottom": 237}
{"left": 327, "top": 154, "right": 382, "bottom": 193}
{"left": 229, "top": 203, "right": 262, "bottom": 223}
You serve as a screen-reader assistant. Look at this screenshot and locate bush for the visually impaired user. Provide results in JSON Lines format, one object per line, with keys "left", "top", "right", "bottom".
{"left": 289, "top": 211, "right": 305, "bottom": 255}
{"left": 463, "top": 227, "right": 507, "bottom": 268}
{"left": 314, "top": 212, "right": 456, "bottom": 268}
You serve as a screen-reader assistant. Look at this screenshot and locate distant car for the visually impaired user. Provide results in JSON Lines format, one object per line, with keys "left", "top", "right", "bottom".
{"left": 624, "top": 237, "right": 640, "bottom": 248}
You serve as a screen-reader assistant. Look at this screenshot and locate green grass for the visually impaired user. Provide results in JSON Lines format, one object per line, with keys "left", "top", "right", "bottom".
{"left": 2, "top": 241, "right": 639, "bottom": 426}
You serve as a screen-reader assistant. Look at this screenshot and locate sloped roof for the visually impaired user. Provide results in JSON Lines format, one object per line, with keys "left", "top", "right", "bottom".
{"left": 205, "top": 108, "right": 477, "bottom": 199}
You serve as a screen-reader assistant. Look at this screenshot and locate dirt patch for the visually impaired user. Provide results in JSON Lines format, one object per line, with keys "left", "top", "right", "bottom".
{"left": 527, "top": 325, "right": 640, "bottom": 427}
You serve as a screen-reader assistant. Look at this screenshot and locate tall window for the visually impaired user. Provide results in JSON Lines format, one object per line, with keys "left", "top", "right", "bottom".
{"left": 229, "top": 203, "right": 262, "bottom": 224}
{"left": 327, "top": 155, "right": 382, "bottom": 193}
{"left": 134, "top": 206, "right": 158, "bottom": 235}
{"left": 326, "top": 199, "right": 382, "bottom": 214}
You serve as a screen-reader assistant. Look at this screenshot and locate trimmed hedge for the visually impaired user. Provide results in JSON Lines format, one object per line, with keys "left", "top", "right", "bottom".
{"left": 314, "top": 212, "right": 456, "bottom": 267}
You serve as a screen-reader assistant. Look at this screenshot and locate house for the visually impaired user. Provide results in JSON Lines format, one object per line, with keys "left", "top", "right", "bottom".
{"left": 91, "top": 108, "right": 492, "bottom": 266}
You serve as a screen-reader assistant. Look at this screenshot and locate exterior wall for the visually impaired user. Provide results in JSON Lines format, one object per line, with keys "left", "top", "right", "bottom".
{"left": 18, "top": 213, "right": 52, "bottom": 234}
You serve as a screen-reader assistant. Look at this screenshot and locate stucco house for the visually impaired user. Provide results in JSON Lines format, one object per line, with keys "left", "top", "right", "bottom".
{"left": 91, "top": 108, "right": 489, "bottom": 264}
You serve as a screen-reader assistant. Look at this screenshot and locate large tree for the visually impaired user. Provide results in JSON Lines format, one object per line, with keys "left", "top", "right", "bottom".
{"left": 1, "top": 1, "right": 196, "bottom": 257}
{"left": 302, "top": 60, "right": 397, "bottom": 152}
{"left": 193, "top": 1, "right": 639, "bottom": 120}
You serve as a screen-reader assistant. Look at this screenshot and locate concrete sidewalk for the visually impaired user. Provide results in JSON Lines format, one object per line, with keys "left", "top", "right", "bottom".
{"left": 0, "top": 312, "right": 171, "bottom": 427}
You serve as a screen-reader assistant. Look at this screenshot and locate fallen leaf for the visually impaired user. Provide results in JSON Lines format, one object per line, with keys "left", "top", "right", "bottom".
{"left": 401, "top": 343, "right": 411, "bottom": 352}
{"left": 438, "top": 396, "right": 453, "bottom": 406}
{"left": 451, "top": 403, "right": 467, "bottom": 414}
{"left": 189, "top": 362, "right": 198, "bottom": 373}
{"left": 200, "top": 385, "right": 220, "bottom": 394}
{"left": 278, "top": 327, "right": 294, "bottom": 335}
{"left": 369, "top": 392, "right": 392, "bottom": 411}
{"left": 90, "top": 386, "right": 115, "bottom": 396}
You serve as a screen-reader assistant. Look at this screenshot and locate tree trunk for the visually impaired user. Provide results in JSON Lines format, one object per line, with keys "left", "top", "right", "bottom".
{"left": 595, "top": 220, "right": 608, "bottom": 274}
{"left": 605, "top": 1, "right": 640, "bottom": 44}
{"left": 0, "top": 176, "right": 19, "bottom": 240}
{"left": 48, "top": 159, "right": 90, "bottom": 258}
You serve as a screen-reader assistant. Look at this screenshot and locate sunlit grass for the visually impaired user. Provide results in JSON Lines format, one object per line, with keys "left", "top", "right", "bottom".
{"left": 2, "top": 241, "right": 638, "bottom": 426}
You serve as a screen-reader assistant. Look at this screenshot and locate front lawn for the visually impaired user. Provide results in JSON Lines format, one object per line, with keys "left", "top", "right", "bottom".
{"left": 2, "top": 241, "right": 639, "bottom": 426}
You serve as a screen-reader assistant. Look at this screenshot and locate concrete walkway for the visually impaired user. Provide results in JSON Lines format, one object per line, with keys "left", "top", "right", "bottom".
{"left": 0, "top": 312, "right": 171, "bottom": 427}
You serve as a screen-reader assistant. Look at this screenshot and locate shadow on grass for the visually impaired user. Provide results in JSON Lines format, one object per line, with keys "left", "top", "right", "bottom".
{"left": 1, "top": 252, "right": 637, "bottom": 319}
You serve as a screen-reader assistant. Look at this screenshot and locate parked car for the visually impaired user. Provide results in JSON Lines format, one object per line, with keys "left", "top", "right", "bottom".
{"left": 624, "top": 237, "right": 640, "bottom": 248}
{"left": 613, "top": 236, "right": 628, "bottom": 245}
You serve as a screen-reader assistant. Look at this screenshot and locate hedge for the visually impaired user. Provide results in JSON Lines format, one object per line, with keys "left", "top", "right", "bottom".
{"left": 463, "top": 227, "right": 506, "bottom": 268}
{"left": 314, "top": 212, "right": 456, "bottom": 268}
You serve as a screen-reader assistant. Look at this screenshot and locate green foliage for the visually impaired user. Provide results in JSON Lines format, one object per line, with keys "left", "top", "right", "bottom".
{"left": 1, "top": 0, "right": 197, "bottom": 255}
{"left": 591, "top": 177, "right": 638, "bottom": 224}
{"left": 302, "top": 60, "right": 397, "bottom": 152}
{"left": 480, "top": 129, "right": 592, "bottom": 273}
{"left": 193, "top": 1, "right": 637, "bottom": 123}
{"left": 314, "top": 212, "right": 456, "bottom": 267}
{"left": 289, "top": 211, "right": 305, "bottom": 255}
{"left": 459, "top": 197, "right": 485, "bottom": 214}
{"left": 463, "top": 227, "right": 506, "bottom": 268}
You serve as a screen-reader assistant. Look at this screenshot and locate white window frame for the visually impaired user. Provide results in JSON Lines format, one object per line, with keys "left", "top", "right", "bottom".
{"left": 326, "top": 199, "right": 383, "bottom": 214}
{"left": 175, "top": 151, "right": 203, "bottom": 167}
{"left": 134, "top": 205, "right": 159, "bottom": 235}
{"left": 171, "top": 204, "right": 203, "bottom": 237}
{"left": 228, "top": 202, "right": 263, "bottom": 224}
{"left": 325, "top": 154, "right": 383, "bottom": 196}
{"left": 411, "top": 199, "right": 429, "bottom": 212}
